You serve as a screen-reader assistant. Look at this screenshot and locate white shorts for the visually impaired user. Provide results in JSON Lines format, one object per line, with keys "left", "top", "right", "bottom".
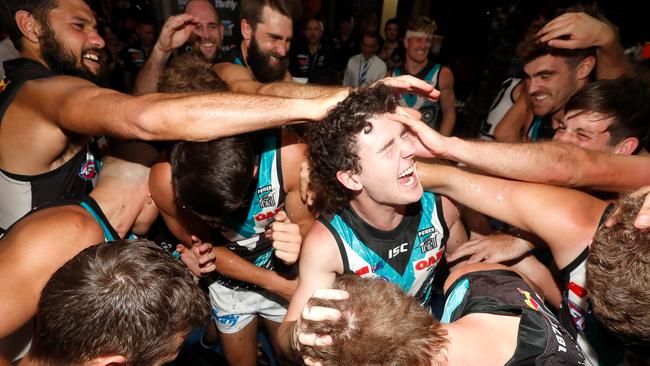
{"left": 208, "top": 281, "right": 288, "bottom": 334}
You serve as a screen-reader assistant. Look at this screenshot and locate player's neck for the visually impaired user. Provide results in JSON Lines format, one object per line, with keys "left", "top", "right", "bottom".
{"left": 349, "top": 196, "right": 406, "bottom": 231}
{"left": 405, "top": 57, "right": 427, "bottom": 75}
{"left": 22, "top": 46, "right": 48, "bottom": 68}
{"left": 90, "top": 182, "right": 142, "bottom": 238}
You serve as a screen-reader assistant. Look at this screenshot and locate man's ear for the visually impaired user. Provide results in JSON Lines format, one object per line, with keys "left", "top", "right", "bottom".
{"left": 575, "top": 55, "right": 596, "bottom": 80}
{"left": 613, "top": 136, "right": 639, "bottom": 155}
{"left": 86, "top": 355, "right": 127, "bottom": 366}
{"left": 336, "top": 170, "right": 362, "bottom": 191}
{"left": 241, "top": 18, "right": 252, "bottom": 41}
{"left": 15, "top": 10, "right": 42, "bottom": 45}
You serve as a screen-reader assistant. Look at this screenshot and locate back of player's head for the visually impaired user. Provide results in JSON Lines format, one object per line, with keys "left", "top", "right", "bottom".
{"left": 300, "top": 275, "right": 448, "bottom": 366}
{"left": 170, "top": 135, "right": 254, "bottom": 221}
{"left": 587, "top": 192, "right": 650, "bottom": 344}
{"left": 159, "top": 53, "right": 227, "bottom": 93}
{"left": 306, "top": 84, "right": 399, "bottom": 213}
{"left": 564, "top": 77, "right": 650, "bottom": 152}
{"left": 29, "top": 239, "right": 210, "bottom": 365}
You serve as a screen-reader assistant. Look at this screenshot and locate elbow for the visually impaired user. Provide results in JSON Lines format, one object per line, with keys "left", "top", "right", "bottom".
{"left": 130, "top": 104, "right": 165, "bottom": 141}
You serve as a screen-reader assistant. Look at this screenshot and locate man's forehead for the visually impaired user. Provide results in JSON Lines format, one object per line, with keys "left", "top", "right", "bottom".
{"left": 525, "top": 54, "right": 568, "bottom": 74}
{"left": 52, "top": 0, "right": 95, "bottom": 19}
{"left": 186, "top": 0, "right": 219, "bottom": 23}
{"left": 358, "top": 114, "right": 398, "bottom": 138}
{"left": 565, "top": 110, "right": 613, "bottom": 127}
{"left": 258, "top": 5, "right": 293, "bottom": 30}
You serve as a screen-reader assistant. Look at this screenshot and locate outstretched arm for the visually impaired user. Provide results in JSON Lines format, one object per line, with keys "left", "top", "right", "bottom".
{"left": 417, "top": 161, "right": 606, "bottom": 269}
{"left": 536, "top": 12, "right": 633, "bottom": 79}
{"left": 29, "top": 76, "right": 338, "bottom": 142}
{"left": 133, "top": 14, "right": 198, "bottom": 95}
{"left": 389, "top": 110, "right": 650, "bottom": 192}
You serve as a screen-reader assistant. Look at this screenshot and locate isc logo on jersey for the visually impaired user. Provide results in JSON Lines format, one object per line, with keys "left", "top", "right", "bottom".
{"left": 412, "top": 249, "right": 444, "bottom": 274}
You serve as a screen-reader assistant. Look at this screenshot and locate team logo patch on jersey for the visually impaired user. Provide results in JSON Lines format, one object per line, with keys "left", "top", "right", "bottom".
{"left": 78, "top": 160, "right": 97, "bottom": 180}
{"left": 257, "top": 185, "right": 276, "bottom": 208}
{"left": 418, "top": 227, "right": 440, "bottom": 253}
{"left": 0, "top": 78, "right": 8, "bottom": 92}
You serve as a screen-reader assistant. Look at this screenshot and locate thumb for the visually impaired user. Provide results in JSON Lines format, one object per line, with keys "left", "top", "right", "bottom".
{"left": 274, "top": 210, "right": 289, "bottom": 223}
{"left": 175, "top": 244, "right": 186, "bottom": 254}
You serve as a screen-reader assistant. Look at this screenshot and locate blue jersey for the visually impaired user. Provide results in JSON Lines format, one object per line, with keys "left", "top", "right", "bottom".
{"left": 321, "top": 192, "right": 448, "bottom": 307}
{"left": 213, "top": 131, "right": 285, "bottom": 269}
{"left": 392, "top": 61, "right": 442, "bottom": 129}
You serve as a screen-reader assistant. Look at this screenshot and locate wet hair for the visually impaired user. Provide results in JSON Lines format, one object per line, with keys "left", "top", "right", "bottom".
{"left": 306, "top": 84, "right": 399, "bottom": 213}
{"left": 300, "top": 275, "right": 448, "bottom": 366}
{"left": 563, "top": 77, "right": 650, "bottom": 152}
{"left": 0, "top": 0, "right": 58, "bottom": 50}
{"left": 29, "top": 239, "right": 210, "bottom": 365}
{"left": 240, "top": 0, "right": 302, "bottom": 30}
{"left": 519, "top": 21, "right": 596, "bottom": 69}
{"left": 587, "top": 192, "right": 650, "bottom": 343}
{"left": 170, "top": 136, "right": 254, "bottom": 221}
{"left": 159, "top": 53, "right": 227, "bottom": 93}
{"left": 406, "top": 16, "right": 437, "bottom": 35}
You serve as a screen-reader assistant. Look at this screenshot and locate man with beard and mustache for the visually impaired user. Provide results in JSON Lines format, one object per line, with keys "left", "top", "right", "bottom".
{"left": 133, "top": 0, "right": 225, "bottom": 95}
{"left": 213, "top": 0, "right": 299, "bottom": 92}
{"left": 0, "top": 0, "right": 369, "bottom": 234}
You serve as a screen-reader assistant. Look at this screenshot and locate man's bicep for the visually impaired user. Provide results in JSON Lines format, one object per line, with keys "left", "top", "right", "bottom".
{"left": 285, "top": 225, "right": 339, "bottom": 321}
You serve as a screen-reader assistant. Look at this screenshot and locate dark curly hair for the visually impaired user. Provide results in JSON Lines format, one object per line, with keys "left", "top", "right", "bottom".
{"left": 306, "top": 84, "right": 399, "bottom": 213}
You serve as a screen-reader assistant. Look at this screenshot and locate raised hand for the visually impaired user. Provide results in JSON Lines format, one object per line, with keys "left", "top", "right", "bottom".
{"left": 268, "top": 210, "right": 303, "bottom": 265}
{"left": 446, "top": 233, "right": 534, "bottom": 266}
{"left": 536, "top": 12, "right": 615, "bottom": 50}
{"left": 377, "top": 74, "right": 441, "bottom": 101}
{"left": 388, "top": 107, "right": 448, "bottom": 158}
{"left": 155, "top": 13, "right": 200, "bottom": 53}
{"left": 291, "top": 288, "right": 349, "bottom": 365}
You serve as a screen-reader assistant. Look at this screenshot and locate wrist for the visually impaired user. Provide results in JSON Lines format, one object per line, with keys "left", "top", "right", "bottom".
{"left": 152, "top": 43, "right": 174, "bottom": 60}
{"left": 441, "top": 136, "right": 462, "bottom": 160}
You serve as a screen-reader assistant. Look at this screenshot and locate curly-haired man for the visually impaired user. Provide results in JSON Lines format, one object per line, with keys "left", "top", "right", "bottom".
{"left": 276, "top": 84, "right": 467, "bottom": 360}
